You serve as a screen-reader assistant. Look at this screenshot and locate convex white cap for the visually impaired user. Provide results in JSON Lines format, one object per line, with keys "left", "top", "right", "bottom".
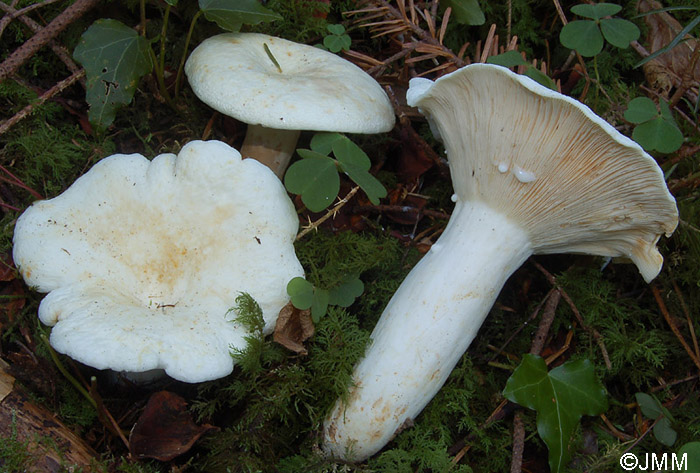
{"left": 185, "top": 32, "right": 395, "bottom": 133}
{"left": 13, "top": 140, "right": 303, "bottom": 383}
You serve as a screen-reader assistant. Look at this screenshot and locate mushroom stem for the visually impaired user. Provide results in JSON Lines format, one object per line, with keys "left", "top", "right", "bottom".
{"left": 240, "top": 124, "right": 301, "bottom": 178}
{"left": 322, "top": 200, "right": 531, "bottom": 462}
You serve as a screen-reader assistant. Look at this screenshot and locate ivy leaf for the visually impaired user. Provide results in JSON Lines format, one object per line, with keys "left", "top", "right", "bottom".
{"left": 560, "top": 20, "right": 604, "bottom": 56}
{"left": 286, "top": 277, "right": 314, "bottom": 310}
{"left": 441, "top": 0, "right": 485, "bottom": 25}
{"left": 599, "top": 18, "right": 640, "bottom": 48}
{"left": 328, "top": 275, "right": 364, "bottom": 307}
{"left": 503, "top": 355, "right": 608, "bottom": 473}
{"left": 571, "top": 3, "right": 622, "bottom": 20}
{"left": 198, "top": 0, "right": 281, "bottom": 32}
{"left": 284, "top": 155, "right": 339, "bottom": 212}
{"left": 73, "top": 19, "right": 153, "bottom": 129}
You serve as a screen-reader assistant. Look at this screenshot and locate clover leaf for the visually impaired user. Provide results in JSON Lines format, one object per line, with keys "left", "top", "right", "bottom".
{"left": 503, "top": 355, "right": 608, "bottom": 473}
{"left": 322, "top": 24, "right": 352, "bottom": 53}
{"left": 560, "top": 3, "right": 640, "bottom": 57}
{"left": 198, "top": 0, "right": 281, "bottom": 32}
{"left": 635, "top": 392, "right": 678, "bottom": 446}
{"left": 285, "top": 133, "right": 387, "bottom": 212}
{"left": 624, "top": 97, "right": 683, "bottom": 153}
{"left": 487, "top": 51, "right": 557, "bottom": 90}
{"left": 287, "top": 275, "right": 364, "bottom": 322}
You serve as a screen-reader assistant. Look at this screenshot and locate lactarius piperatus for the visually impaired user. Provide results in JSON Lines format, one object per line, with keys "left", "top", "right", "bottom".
{"left": 322, "top": 64, "right": 679, "bottom": 461}
{"left": 12, "top": 140, "right": 303, "bottom": 383}
{"left": 185, "top": 33, "right": 395, "bottom": 177}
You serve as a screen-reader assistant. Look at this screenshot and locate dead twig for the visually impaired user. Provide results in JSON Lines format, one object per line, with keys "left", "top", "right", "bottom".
{"left": 651, "top": 284, "right": 700, "bottom": 372}
{"left": 0, "top": 69, "right": 84, "bottom": 137}
{"left": 532, "top": 260, "right": 612, "bottom": 369}
{"left": 296, "top": 186, "right": 361, "bottom": 241}
{"left": 0, "top": 0, "right": 99, "bottom": 83}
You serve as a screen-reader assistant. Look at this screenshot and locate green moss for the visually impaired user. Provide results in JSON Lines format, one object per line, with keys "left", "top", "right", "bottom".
{"left": 0, "top": 414, "right": 33, "bottom": 472}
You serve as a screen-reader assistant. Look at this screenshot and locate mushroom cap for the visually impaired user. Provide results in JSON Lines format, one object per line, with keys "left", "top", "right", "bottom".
{"left": 185, "top": 32, "right": 395, "bottom": 133}
{"left": 12, "top": 140, "right": 303, "bottom": 383}
{"left": 407, "top": 64, "right": 678, "bottom": 282}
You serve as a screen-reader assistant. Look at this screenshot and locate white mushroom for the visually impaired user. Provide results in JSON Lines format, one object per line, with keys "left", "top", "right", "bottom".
{"left": 184, "top": 32, "right": 395, "bottom": 177}
{"left": 322, "top": 64, "right": 679, "bottom": 461}
{"left": 13, "top": 140, "right": 303, "bottom": 383}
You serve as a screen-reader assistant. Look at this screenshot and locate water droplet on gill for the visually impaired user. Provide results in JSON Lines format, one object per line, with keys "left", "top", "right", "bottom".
{"left": 450, "top": 194, "right": 458, "bottom": 203}
{"left": 512, "top": 166, "right": 536, "bottom": 183}
{"left": 497, "top": 162, "right": 509, "bottom": 173}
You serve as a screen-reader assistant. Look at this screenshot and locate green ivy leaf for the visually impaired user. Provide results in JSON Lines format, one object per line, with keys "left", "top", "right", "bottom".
{"left": 624, "top": 97, "right": 659, "bottom": 123}
{"left": 503, "top": 355, "right": 608, "bottom": 473}
{"left": 198, "top": 0, "right": 281, "bottom": 32}
{"left": 571, "top": 3, "right": 622, "bottom": 20}
{"left": 284, "top": 156, "right": 339, "bottom": 212}
{"left": 600, "top": 18, "right": 640, "bottom": 48}
{"left": 560, "top": 20, "right": 604, "bottom": 56}
{"left": 441, "top": 0, "right": 485, "bottom": 25}
{"left": 286, "top": 277, "right": 314, "bottom": 310}
{"left": 328, "top": 275, "right": 364, "bottom": 307}
{"left": 73, "top": 19, "right": 153, "bottom": 129}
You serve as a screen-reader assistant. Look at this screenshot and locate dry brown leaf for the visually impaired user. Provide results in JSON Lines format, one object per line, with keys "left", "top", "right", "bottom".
{"left": 273, "top": 302, "right": 314, "bottom": 355}
{"left": 638, "top": 0, "right": 700, "bottom": 100}
{"left": 129, "top": 391, "right": 218, "bottom": 461}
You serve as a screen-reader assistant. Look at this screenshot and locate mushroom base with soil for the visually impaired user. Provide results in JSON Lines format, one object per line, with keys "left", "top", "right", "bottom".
{"left": 323, "top": 200, "right": 531, "bottom": 461}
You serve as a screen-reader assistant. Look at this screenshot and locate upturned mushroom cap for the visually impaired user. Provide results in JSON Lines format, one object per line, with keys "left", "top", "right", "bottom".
{"left": 184, "top": 32, "right": 395, "bottom": 133}
{"left": 407, "top": 64, "right": 678, "bottom": 282}
{"left": 13, "top": 140, "right": 303, "bottom": 383}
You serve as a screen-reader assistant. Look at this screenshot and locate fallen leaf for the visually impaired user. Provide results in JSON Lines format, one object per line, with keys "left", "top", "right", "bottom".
{"left": 638, "top": 0, "right": 699, "bottom": 101}
{"left": 129, "top": 391, "right": 218, "bottom": 461}
{"left": 273, "top": 302, "right": 314, "bottom": 355}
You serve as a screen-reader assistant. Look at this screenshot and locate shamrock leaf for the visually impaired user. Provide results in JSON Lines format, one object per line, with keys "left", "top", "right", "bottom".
{"left": 625, "top": 97, "right": 683, "bottom": 153}
{"left": 73, "top": 19, "right": 153, "bottom": 129}
{"left": 284, "top": 151, "right": 340, "bottom": 212}
{"left": 199, "top": 0, "right": 281, "bottom": 32}
{"left": 503, "top": 355, "right": 608, "bottom": 473}
{"left": 487, "top": 51, "right": 557, "bottom": 90}
{"left": 287, "top": 275, "right": 365, "bottom": 323}
{"left": 560, "top": 3, "right": 639, "bottom": 57}
{"left": 635, "top": 392, "right": 678, "bottom": 446}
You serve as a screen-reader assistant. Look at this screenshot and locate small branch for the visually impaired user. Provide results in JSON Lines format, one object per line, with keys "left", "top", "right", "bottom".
{"left": 296, "top": 186, "right": 361, "bottom": 240}
{"left": 532, "top": 260, "right": 612, "bottom": 369}
{"left": 0, "top": 69, "right": 85, "bottom": 137}
{"left": 668, "top": 40, "right": 700, "bottom": 108}
{"left": 530, "top": 290, "right": 562, "bottom": 355}
{"left": 354, "top": 203, "right": 451, "bottom": 220}
{"left": 651, "top": 284, "right": 700, "bottom": 372}
{"left": 0, "top": 0, "right": 63, "bottom": 37}
{"left": 0, "top": 1, "right": 83, "bottom": 78}
{"left": 0, "top": 0, "right": 99, "bottom": 83}
{"left": 510, "top": 413, "right": 525, "bottom": 473}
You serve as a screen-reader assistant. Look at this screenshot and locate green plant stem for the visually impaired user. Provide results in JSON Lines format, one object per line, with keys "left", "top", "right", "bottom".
{"left": 139, "top": 0, "right": 146, "bottom": 36}
{"left": 159, "top": 4, "right": 171, "bottom": 79}
{"left": 174, "top": 10, "right": 201, "bottom": 97}
{"left": 39, "top": 333, "right": 96, "bottom": 409}
{"left": 593, "top": 55, "right": 601, "bottom": 100}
